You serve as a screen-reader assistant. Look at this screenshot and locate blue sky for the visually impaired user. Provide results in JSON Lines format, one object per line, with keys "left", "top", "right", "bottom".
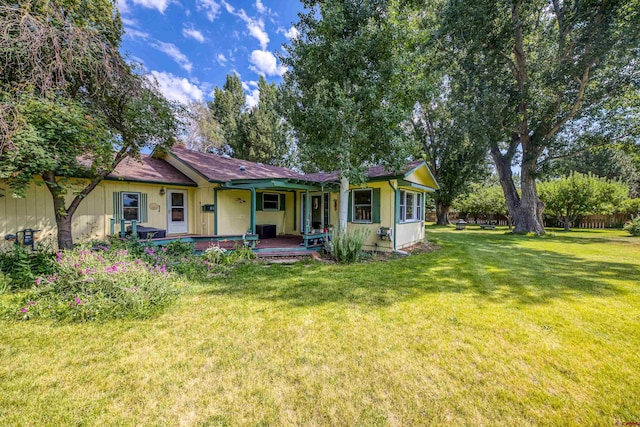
{"left": 118, "top": 0, "right": 303, "bottom": 106}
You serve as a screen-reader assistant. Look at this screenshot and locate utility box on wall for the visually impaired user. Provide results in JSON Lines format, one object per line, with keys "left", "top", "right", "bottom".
{"left": 202, "top": 204, "right": 215, "bottom": 212}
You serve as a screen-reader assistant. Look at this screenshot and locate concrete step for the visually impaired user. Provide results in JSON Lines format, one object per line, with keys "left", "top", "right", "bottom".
{"left": 255, "top": 250, "right": 319, "bottom": 259}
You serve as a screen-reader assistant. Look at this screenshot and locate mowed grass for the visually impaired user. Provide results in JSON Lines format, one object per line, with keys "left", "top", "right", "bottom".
{"left": 1, "top": 227, "right": 639, "bottom": 426}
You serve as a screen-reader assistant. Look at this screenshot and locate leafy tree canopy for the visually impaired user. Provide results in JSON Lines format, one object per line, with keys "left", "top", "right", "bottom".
{"left": 538, "top": 172, "right": 629, "bottom": 230}
{"left": 436, "top": 0, "right": 640, "bottom": 234}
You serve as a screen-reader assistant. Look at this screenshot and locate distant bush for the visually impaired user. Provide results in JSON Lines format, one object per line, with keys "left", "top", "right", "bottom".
{"left": 624, "top": 216, "right": 640, "bottom": 237}
{"left": 11, "top": 247, "right": 181, "bottom": 322}
{"left": 331, "top": 228, "right": 370, "bottom": 263}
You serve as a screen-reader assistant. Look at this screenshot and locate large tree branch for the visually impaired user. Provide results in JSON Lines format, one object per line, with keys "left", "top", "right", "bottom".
{"left": 544, "top": 66, "right": 591, "bottom": 140}
{"left": 67, "top": 146, "right": 130, "bottom": 216}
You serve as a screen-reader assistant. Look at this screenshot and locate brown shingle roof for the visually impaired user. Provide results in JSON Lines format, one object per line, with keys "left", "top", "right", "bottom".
{"left": 170, "top": 147, "right": 305, "bottom": 182}
{"left": 304, "top": 160, "right": 426, "bottom": 183}
{"left": 107, "top": 156, "right": 196, "bottom": 186}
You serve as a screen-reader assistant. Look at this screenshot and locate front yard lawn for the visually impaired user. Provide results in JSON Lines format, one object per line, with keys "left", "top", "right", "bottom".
{"left": 1, "top": 227, "right": 639, "bottom": 425}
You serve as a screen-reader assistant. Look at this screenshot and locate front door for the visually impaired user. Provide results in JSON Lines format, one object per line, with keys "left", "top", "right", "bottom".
{"left": 167, "top": 190, "right": 188, "bottom": 234}
{"left": 301, "top": 193, "right": 330, "bottom": 232}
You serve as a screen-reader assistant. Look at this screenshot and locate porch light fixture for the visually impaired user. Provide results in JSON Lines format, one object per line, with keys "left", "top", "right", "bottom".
{"left": 333, "top": 198, "right": 338, "bottom": 211}
{"left": 159, "top": 187, "right": 166, "bottom": 196}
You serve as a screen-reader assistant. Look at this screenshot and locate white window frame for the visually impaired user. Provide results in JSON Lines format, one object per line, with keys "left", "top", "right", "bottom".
{"left": 121, "top": 192, "right": 141, "bottom": 222}
{"left": 262, "top": 193, "right": 280, "bottom": 211}
{"left": 400, "top": 190, "right": 423, "bottom": 223}
{"left": 352, "top": 188, "right": 373, "bottom": 224}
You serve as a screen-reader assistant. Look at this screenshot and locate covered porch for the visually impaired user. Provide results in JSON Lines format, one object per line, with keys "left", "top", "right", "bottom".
{"left": 217, "top": 177, "right": 338, "bottom": 242}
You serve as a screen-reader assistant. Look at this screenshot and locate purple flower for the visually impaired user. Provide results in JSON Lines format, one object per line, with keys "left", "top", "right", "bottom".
{"left": 69, "top": 302, "right": 74, "bottom": 307}
{"left": 27, "top": 301, "right": 35, "bottom": 306}
{"left": 145, "top": 247, "right": 156, "bottom": 255}
{"left": 35, "top": 277, "right": 42, "bottom": 286}
{"left": 21, "top": 307, "right": 28, "bottom": 313}
{"left": 75, "top": 297, "right": 82, "bottom": 305}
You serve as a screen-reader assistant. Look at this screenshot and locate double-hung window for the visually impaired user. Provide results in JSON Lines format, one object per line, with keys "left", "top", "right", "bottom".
{"left": 122, "top": 192, "right": 140, "bottom": 222}
{"left": 262, "top": 193, "right": 280, "bottom": 210}
{"left": 400, "top": 190, "right": 423, "bottom": 222}
{"left": 352, "top": 189, "right": 373, "bottom": 223}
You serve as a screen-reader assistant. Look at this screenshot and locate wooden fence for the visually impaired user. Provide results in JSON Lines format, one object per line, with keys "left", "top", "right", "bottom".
{"left": 426, "top": 211, "right": 631, "bottom": 229}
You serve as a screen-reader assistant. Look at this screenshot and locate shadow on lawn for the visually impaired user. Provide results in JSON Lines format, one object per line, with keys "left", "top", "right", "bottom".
{"left": 205, "top": 233, "right": 638, "bottom": 307}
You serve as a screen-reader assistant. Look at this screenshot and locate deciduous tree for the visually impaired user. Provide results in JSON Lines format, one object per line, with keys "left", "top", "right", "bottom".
{"left": 281, "top": 0, "right": 412, "bottom": 231}
{"left": 0, "top": 2, "right": 178, "bottom": 249}
{"left": 438, "top": 0, "right": 640, "bottom": 234}
{"left": 538, "top": 173, "right": 629, "bottom": 230}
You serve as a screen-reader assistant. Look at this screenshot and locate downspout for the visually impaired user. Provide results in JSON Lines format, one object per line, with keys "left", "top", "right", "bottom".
{"left": 388, "top": 180, "right": 409, "bottom": 256}
{"left": 213, "top": 187, "right": 218, "bottom": 235}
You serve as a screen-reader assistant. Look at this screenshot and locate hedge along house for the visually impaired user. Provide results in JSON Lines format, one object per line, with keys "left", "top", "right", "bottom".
{"left": 0, "top": 146, "right": 438, "bottom": 253}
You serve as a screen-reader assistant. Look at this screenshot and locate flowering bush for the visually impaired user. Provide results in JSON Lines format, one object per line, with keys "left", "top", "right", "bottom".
{"left": 204, "top": 246, "right": 227, "bottom": 264}
{"left": 13, "top": 247, "right": 181, "bottom": 321}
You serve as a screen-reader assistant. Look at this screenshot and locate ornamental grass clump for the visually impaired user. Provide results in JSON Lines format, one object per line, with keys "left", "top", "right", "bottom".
{"left": 14, "top": 247, "right": 181, "bottom": 321}
{"left": 331, "top": 228, "right": 370, "bottom": 263}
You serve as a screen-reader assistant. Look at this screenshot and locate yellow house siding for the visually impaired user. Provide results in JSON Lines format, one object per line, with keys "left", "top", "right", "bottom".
{"left": 345, "top": 182, "right": 395, "bottom": 251}
{"left": 395, "top": 222, "right": 425, "bottom": 249}
{"left": 192, "top": 186, "right": 216, "bottom": 235}
{"left": 0, "top": 179, "right": 193, "bottom": 250}
{"left": 216, "top": 189, "right": 251, "bottom": 235}
{"left": 404, "top": 165, "right": 438, "bottom": 189}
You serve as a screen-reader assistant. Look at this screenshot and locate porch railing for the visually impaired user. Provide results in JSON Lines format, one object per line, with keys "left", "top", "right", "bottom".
{"left": 302, "top": 231, "right": 329, "bottom": 248}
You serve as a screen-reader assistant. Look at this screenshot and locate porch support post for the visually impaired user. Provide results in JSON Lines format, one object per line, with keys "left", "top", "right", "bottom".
{"left": 305, "top": 189, "right": 311, "bottom": 234}
{"left": 293, "top": 191, "right": 297, "bottom": 231}
{"left": 250, "top": 188, "right": 256, "bottom": 234}
{"left": 213, "top": 188, "right": 218, "bottom": 235}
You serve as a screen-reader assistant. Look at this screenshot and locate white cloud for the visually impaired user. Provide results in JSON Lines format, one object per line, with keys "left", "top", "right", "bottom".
{"left": 124, "top": 28, "right": 150, "bottom": 39}
{"left": 246, "top": 88, "right": 260, "bottom": 108}
{"left": 255, "top": 0, "right": 266, "bottom": 13}
{"left": 222, "top": 0, "right": 270, "bottom": 49}
{"left": 121, "top": 16, "right": 137, "bottom": 27}
{"left": 129, "top": 0, "right": 171, "bottom": 13}
{"left": 241, "top": 80, "right": 258, "bottom": 91}
{"left": 197, "top": 0, "right": 221, "bottom": 21}
{"left": 216, "top": 53, "right": 228, "bottom": 65}
{"left": 149, "top": 71, "right": 203, "bottom": 104}
{"left": 117, "top": 0, "right": 130, "bottom": 13}
{"left": 152, "top": 41, "right": 193, "bottom": 73}
{"left": 249, "top": 50, "right": 285, "bottom": 76}
{"left": 284, "top": 26, "right": 299, "bottom": 39}
{"left": 183, "top": 25, "right": 206, "bottom": 43}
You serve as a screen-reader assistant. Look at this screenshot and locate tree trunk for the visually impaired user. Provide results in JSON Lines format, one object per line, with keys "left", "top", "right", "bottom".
{"left": 55, "top": 215, "right": 74, "bottom": 250}
{"left": 563, "top": 217, "right": 571, "bottom": 231}
{"left": 338, "top": 175, "right": 350, "bottom": 232}
{"left": 517, "top": 157, "right": 546, "bottom": 235}
{"left": 43, "top": 171, "right": 76, "bottom": 250}
{"left": 435, "top": 201, "right": 451, "bottom": 225}
{"left": 491, "top": 147, "right": 546, "bottom": 235}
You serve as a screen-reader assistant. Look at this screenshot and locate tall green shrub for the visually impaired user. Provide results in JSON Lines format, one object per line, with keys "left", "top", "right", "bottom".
{"left": 624, "top": 216, "right": 640, "bottom": 237}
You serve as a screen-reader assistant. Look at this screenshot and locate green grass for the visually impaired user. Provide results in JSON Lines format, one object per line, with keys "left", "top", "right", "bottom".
{"left": 1, "top": 227, "right": 639, "bottom": 426}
